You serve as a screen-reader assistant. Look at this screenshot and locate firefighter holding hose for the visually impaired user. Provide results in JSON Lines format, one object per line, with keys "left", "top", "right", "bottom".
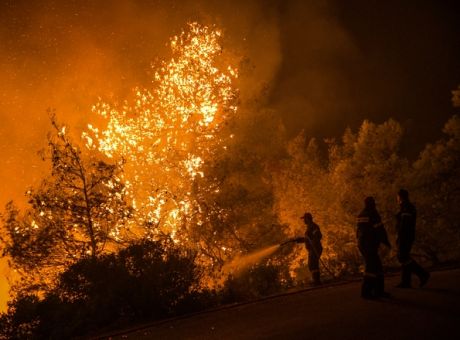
{"left": 284, "top": 213, "right": 323, "bottom": 285}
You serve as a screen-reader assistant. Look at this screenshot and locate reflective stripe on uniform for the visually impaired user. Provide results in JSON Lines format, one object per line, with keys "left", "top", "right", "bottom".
{"left": 357, "top": 217, "right": 369, "bottom": 223}
{"left": 373, "top": 222, "right": 383, "bottom": 228}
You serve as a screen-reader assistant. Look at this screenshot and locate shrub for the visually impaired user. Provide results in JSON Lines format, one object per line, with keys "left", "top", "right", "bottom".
{"left": 0, "top": 240, "right": 204, "bottom": 339}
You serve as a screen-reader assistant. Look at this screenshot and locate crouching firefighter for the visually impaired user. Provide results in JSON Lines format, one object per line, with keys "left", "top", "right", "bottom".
{"left": 293, "top": 213, "right": 323, "bottom": 285}
{"left": 357, "top": 197, "right": 391, "bottom": 299}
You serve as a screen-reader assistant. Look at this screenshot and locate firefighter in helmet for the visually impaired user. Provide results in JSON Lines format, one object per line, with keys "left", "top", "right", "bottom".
{"left": 395, "top": 189, "right": 430, "bottom": 288}
{"left": 357, "top": 196, "right": 391, "bottom": 299}
{"left": 294, "top": 213, "right": 323, "bottom": 285}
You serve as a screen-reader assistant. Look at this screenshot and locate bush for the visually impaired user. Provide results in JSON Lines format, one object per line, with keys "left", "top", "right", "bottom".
{"left": 0, "top": 240, "right": 206, "bottom": 339}
{"left": 221, "top": 263, "right": 287, "bottom": 304}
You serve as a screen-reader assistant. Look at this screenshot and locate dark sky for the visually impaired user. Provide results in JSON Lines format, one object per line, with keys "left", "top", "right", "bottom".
{"left": 270, "top": 0, "right": 460, "bottom": 149}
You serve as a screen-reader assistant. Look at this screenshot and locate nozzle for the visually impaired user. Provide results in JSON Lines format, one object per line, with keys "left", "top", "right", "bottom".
{"left": 280, "top": 239, "right": 294, "bottom": 246}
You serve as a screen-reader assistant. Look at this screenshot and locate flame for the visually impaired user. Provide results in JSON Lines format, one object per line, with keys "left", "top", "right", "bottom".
{"left": 85, "top": 23, "right": 238, "bottom": 243}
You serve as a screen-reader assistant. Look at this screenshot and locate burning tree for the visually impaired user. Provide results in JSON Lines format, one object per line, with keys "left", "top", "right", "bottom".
{"left": 273, "top": 120, "right": 409, "bottom": 280}
{"left": 194, "top": 110, "right": 288, "bottom": 263}
{"left": 0, "top": 115, "right": 131, "bottom": 292}
{"left": 85, "top": 23, "right": 238, "bottom": 246}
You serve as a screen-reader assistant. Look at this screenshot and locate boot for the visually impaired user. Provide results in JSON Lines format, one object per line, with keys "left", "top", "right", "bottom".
{"left": 375, "top": 274, "right": 391, "bottom": 298}
{"left": 312, "top": 271, "right": 321, "bottom": 286}
{"left": 396, "top": 265, "right": 412, "bottom": 288}
{"left": 419, "top": 272, "right": 430, "bottom": 287}
{"left": 361, "top": 277, "right": 376, "bottom": 299}
{"left": 412, "top": 261, "right": 430, "bottom": 287}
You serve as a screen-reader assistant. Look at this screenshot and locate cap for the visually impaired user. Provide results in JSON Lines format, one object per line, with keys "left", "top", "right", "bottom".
{"left": 398, "top": 189, "right": 409, "bottom": 200}
{"left": 364, "top": 196, "right": 375, "bottom": 208}
{"left": 300, "top": 212, "right": 313, "bottom": 220}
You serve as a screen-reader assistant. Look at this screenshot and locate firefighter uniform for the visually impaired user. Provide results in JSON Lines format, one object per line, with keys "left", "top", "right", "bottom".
{"left": 295, "top": 213, "right": 323, "bottom": 285}
{"left": 396, "top": 199, "right": 430, "bottom": 287}
{"left": 305, "top": 221, "right": 323, "bottom": 284}
{"left": 357, "top": 197, "right": 391, "bottom": 299}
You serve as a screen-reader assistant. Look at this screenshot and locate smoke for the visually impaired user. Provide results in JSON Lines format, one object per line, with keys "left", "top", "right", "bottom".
{"left": 269, "top": 0, "right": 460, "bottom": 143}
{"left": 0, "top": 0, "right": 283, "bottom": 208}
{"left": 268, "top": 0, "right": 359, "bottom": 136}
{"left": 2, "top": 0, "right": 459, "bottom": 207}
{"left": 1, "top": 0, "right": 458, "bottom": 310}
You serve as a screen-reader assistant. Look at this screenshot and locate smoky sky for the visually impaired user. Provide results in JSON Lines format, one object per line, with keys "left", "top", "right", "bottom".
{"left": 1, "top": 0, "right": 460, "bottom": 207}
{"left": 270, "top": 0, "right": 460, "bottom": 143}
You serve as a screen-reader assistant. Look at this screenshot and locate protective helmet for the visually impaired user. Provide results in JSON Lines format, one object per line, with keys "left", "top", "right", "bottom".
{"left": 364, "top": 196, "right": 375, "bottom": 209}
{"left": 398, "top": 189, "right": 409, "bottom": 201}
{"left": 300, "top": 212, "right": 313, "bottom": 220}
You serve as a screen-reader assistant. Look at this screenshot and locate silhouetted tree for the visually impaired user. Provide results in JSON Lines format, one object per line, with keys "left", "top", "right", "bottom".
{"left": 411, "top": 115, "right": 460, "bottom": 262}
{"left": 0, "top": 114, "right": 131, "bottom": 293}
{"left": 0, "top": 294, "right": 40, "bottom": 339}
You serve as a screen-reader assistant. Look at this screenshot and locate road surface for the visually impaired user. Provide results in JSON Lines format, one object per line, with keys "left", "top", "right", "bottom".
{"left": 102, "top": 269, "right": 460, "bottom": 340}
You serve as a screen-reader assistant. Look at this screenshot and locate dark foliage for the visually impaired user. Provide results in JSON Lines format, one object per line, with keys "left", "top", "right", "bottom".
{"left": 0, "top": 240, "right": 213, "bottom": 339}
{"left": 221, "top": 263, "right": 288, "bottom": 304}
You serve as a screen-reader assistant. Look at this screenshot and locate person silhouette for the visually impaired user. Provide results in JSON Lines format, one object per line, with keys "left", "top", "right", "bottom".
{"left": 357, "top": 196, "right": 391, "bottom": 299}
{"left": 395, "top": 189, "right": 430, "bottom": 288}
{"left": 294, "top": 213, "right": 323, "bottom": 285}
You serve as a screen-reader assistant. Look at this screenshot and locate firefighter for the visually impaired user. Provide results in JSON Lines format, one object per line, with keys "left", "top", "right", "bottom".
{"left": 395, "top": 189, "right": 430, "bottom": 288}
{"left": 357, "top": 196, "right": 391, "bottom": 299}
{"left": 294, "top": 213, "right": 323, "bottom": 285}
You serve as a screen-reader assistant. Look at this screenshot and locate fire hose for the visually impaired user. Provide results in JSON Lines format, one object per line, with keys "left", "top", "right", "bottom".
{"left": 280, "top": 237, "right": 338, "bottom": 279}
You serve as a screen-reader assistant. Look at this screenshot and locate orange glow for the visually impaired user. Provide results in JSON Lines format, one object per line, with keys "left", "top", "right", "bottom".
{"left": 85, "top": 23, "right": 238, "bottom": 243}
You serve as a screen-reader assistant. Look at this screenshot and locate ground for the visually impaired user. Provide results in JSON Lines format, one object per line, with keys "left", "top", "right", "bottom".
{"left": 99, "top": 268, "right": 460, "bottom": 340}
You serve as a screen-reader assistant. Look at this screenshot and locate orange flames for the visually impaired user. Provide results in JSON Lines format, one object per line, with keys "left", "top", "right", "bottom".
{"left": 84, "top": 23, "right": 238, "bottom": 243}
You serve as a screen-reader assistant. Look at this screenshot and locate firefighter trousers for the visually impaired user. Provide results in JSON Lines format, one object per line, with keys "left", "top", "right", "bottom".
{"left": 308, "top": 248, "right": 322, "bottom": 284}
{"left": 397, "top": 243, "right": 429, "bottom": 287}
{"left": 360, "top": 249, "right": 385, "bottom": 298}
